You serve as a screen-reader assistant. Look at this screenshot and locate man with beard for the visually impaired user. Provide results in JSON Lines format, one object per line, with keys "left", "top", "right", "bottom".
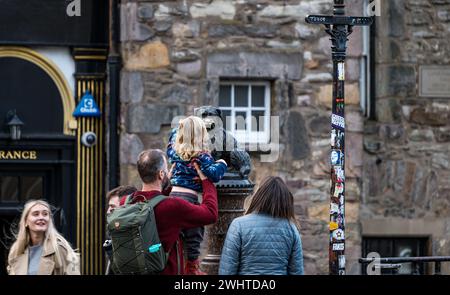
{"left": 118, "top": 149, "right": 218, "bottom": 275}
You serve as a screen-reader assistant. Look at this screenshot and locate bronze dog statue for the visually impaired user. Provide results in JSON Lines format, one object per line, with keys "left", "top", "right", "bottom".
{"left": 194, "top": 106, "right": 251, "bottom": 178}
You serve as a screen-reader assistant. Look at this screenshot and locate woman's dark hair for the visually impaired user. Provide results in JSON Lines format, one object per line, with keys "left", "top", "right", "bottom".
{"left": 246, "top": 176, "right": 299, "bottom": 226}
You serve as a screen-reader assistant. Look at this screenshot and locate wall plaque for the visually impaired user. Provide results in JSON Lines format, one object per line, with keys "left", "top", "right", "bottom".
{"left": 419, "top": 66, "right": 450, "bottom": 97}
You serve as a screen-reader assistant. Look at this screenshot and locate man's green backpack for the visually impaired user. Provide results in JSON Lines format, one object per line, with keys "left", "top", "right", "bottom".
{"left": 106, "top": 195, "right": 173, "bottom": 275}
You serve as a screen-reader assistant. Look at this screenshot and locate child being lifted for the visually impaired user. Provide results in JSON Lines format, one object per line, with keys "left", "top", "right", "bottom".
{"left": 167, "top": 115, "right": 227, "bottom": 275}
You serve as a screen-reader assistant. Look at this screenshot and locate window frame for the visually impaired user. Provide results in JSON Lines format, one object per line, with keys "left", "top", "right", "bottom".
{"left": 218, "top": 80, "right": 271, "bottom": 144}
{"left": 361, "top": 237, "right": 430, "bottom": 275}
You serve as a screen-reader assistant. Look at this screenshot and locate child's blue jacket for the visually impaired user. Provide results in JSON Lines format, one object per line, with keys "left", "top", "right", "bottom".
{"left": 166, "top": 128, "right": 227, "bottom": 192}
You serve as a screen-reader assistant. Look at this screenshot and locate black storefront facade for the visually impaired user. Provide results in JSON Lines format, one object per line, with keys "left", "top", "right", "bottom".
{"left": 0, "top": 0, "right": 111, "bottom": 275}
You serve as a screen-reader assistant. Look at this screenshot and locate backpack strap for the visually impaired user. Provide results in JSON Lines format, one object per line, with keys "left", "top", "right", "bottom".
{"left": 146, "top": 195, "right": 182, "bottom": 274}
{"left": 147, "top": 195, "right": 168, "bottom": 207}
{"left": 124, "top": 193, "right": 135, "bottom": 205}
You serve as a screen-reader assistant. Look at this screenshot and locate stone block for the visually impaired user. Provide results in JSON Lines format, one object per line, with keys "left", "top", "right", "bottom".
{"left": 410, "top": 106, "right": 449, "bottom": 127}
{"left": 120, "top": 71, "right": 144, "bottom": 103}
{"left": 294, "top": 188, "right": 328, "bottom": 203}
{"left": 345, "top": 202, "right": 359, "bottom": 223}
{"left": 376, "top": 99, "right": 402, "bottom": 123}
{"left": 346, "top": 58, "right": 361, "bottom": 82}
{"left": 154, "top": 20, "right": 173, "bottom": 32}
{"left": 378, "top": 39, "right": 402, "bottom": 63}
{"left": 388, "top": 0, "right": 406, "bottom": 38}
{"left": 125, "top": 41, "right": 170, "bottom": 70}
{"left": 171, "top": 48, "right": 201, "bottom": 63}
{"left": 435, "top": 127, "right": 450, "bottom": 142}
{"left": 316, "top": 83, "right": 360, "bottom": 109}
{"left": 207, "top": 51, "right": 303, "bottom": 80}
{"left": 121, "top": 3, "right": 154, "bottom": 41}
{"left": 409, "top": 129, "right": 435, "bottom": 142}
{"left": 120, "top": 164, "right": 141, "bottom": 190}
{"left": 176, "top": 60, "right": 202, "bottom": 78}
{"left": 308, "top": 116, "right": 330, "bottom": 136}
{"left": 160, "top": 84, "right": 193, "bottom": 104}
{"left": 432, "top": 153, "right": 450, "bottom": 170}
{"left": 346, "top": 110, "right": 364, "bottom": 132}
{"left": 266, "top": 40, "right": 301, "bottom": 49}
{"left": 297, "top": 95, "right": 312, "bottom": 106}
{"left": 379, "top": 124, "right": 405, "bottom": 140}
{"left": 172, "top": 21, "right": 200, "bottom": 38}
{"left": 257, "top": 1, "right": 332, "bottom": 19}
{"left": 286, "top": 111, "right": 310, "bottom": 160}
{"left": 348, "top": 27, "right": 362, "bottom": 57}
{"left": 346, "top": 133, "right": 363, "bottom": 178}
{"left": 295, "top": 23, "right": 321, "bottom": 40}
{"left": 208, "top": 23, "right": 279, "bottom": 38}
{"left": 137, "top": 3, "right": 154, "bottom": 20}
{"left": 190, "top": 0, "right": 236, "bottom": 20}
{"left": 376, "top": 65, "right": 416, "bottom": 98}
{"left": 301, "top": 73, "right": 333, "bottom": 83}
{"left": 308, "top": 203, "right": 329, "bottom": 222}
{"left": 127, "top": 104, "right": 186, "bottom": 134}
{"left": 120, "top": 133, "right": 144, "bottom": 165}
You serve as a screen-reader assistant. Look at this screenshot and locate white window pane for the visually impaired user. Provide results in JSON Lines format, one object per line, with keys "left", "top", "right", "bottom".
{"left": 219, "top": 85, "right": 232, "bottom": 107}
{"left": 235, "top": 85, "right": 248, "bottom": 107}
{"left": 251, "top": 111, "right": 266, "bottom": 132}
{"left": 252, "top": 86, "right": 265, "bottom": 107}
{"left": 235, "top": 111, "right": 247, "bottom": 130}
{"left": 221, "top": 109, "right": 232, "bottom": 131}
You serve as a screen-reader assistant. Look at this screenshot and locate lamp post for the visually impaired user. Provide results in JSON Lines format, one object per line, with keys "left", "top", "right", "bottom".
{"left": 6, "top": 110, "right": 24, "bottom": 141}
{"left": 306, "top": 0, "right": 373, "bottom": 275}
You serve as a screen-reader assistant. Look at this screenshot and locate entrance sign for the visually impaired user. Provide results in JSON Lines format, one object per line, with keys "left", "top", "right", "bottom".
{"left": 0, "top": 150, "right": 37, "bottom": 160}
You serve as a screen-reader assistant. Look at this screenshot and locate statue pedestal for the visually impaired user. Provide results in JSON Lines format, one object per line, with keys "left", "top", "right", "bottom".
{"left": 201, "top": 172, "right": 254, "bottom": 275}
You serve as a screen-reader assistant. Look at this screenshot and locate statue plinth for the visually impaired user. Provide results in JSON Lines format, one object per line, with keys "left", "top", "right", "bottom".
{"left": 201, "top": 172, "right": 254, "bottom": 275}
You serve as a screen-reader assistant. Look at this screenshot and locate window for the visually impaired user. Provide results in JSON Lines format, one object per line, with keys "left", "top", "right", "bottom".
{"left": 0, "top": 175, "right": 43, "bottom": 203}
{"left": 218, "top": 81, "right": 271, "bottom": 144}
{"left": 362, "top": 237, "right": 429, "bottom": 275}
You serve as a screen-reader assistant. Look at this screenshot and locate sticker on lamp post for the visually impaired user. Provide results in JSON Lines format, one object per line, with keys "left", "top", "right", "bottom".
{"left": 338, "top": 63, "right": 345, "bottom": 81}
{"left": 331, "top": 114, "right": 345, "bottom": 130}
{"left": 331, "top": 150, "right": 343, "bottom": 166}
{"left": 332, "top": 229, "right": 345, "bottom": 241}
{"left": 333, "top": 243, "right": 345, "bottom": 251}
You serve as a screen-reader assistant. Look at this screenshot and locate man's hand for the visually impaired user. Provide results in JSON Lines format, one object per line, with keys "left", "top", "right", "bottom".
{"left": 193, "top": 162, "right": 207, "bottom": 181}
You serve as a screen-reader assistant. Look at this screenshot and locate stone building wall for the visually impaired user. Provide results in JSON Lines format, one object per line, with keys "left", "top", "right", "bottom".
{"left": 362, "top": 0, "right": 450, "bottom": 274}
{"left": 119, "top": 0, "right": 369, "bottom": 275}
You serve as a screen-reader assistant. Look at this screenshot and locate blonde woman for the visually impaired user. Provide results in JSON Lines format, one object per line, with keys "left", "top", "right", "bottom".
{"left": 166, "top": 115, "right": 227, "bottom": 274}
{"left": 7, "top": 200, "right": 80, "bottom": 275}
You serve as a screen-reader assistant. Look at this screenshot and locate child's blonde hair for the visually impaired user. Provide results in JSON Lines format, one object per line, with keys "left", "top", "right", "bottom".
{"left": 175, "top": 116, "right": 210, "bottom": 161}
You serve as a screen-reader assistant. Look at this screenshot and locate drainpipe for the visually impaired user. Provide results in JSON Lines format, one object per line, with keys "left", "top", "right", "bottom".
{"left": 108, "top": 0, "right": 120, "bottom": 189}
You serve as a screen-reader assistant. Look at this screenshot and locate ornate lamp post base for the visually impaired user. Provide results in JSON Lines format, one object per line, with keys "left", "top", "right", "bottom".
{"left": 201, "top": 172, "right": 254, "bottom": 275}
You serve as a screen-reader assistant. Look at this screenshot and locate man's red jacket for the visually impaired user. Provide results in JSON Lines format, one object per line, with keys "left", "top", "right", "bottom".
{"left": 119, "top": 179, "right": 218, "bottom": 275}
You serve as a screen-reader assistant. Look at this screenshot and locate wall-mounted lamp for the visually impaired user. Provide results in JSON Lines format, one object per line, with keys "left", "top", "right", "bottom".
{"left": 6, "top": 110, "right": 24, "bottom": 140}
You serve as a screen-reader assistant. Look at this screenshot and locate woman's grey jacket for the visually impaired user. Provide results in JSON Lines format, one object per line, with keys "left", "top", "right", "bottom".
{"left": 219, "top": 213, "right": 304, "bottom": 275}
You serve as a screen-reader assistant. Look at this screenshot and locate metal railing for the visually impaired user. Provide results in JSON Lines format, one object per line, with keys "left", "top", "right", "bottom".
{"left": 359, "top": 256, "right": 450, "bottom": 275}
